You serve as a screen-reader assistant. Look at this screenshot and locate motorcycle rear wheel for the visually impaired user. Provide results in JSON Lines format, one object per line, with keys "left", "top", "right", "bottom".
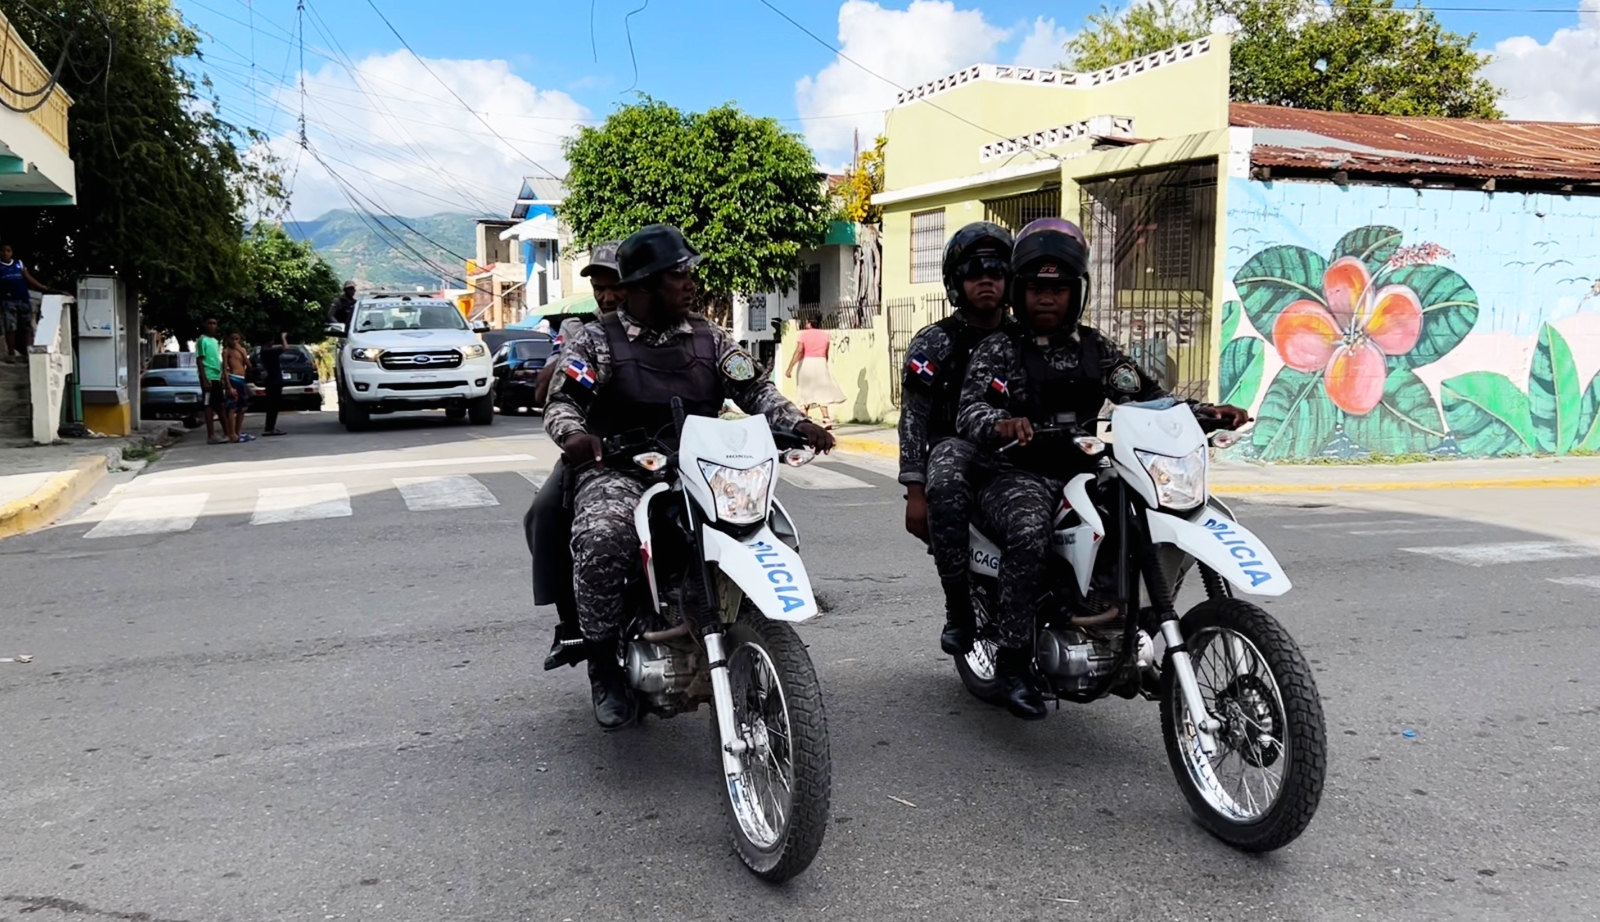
{"left": 710, "top": 605, "right": 831, "bottom": 881}
{"left": 953, "top": 579, "right": 1002, "bottom": 701}
{"left": 1159, "top": 598, "right": 1326, "bottom": 852}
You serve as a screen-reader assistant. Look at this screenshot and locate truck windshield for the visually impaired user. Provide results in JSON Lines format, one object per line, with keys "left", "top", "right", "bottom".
{"left": 354, "top": 304, "right": 468, "bottom": 332}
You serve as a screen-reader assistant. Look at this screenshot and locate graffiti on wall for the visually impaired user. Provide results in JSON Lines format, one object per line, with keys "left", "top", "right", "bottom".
{"left": 1223, "top": 180, "right": 1600, "bottom": 460}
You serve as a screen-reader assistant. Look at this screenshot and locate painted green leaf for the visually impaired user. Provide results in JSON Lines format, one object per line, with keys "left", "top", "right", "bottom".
{"left": 1530, "top": 323, "right": 1583, "bottom": 453}
{"left": 1440, "top": 371, "right": 1536, "bottom": 457}
{"left": 1578, "top": 372, "right": 1600, "bottom": 453}
{"left": 1233, "top": 245, "right": 1327, "bottom": 344}
{"left": 1219, "top": 337, "right": 1265, "bottom": 408}
{"left": 1251, "top": 367, "right": 1340, "bottom": 462}
{"left": 1382, "top": 265, "right": 1479, "bottom": 370}
{"left": 1344, "top": 368, "right": 1447, "bottom": 456}
{"left": 1220, "top": 299, "right": 1242, "bottom": 344}
{"left": 1334, "top": 225, "right": 1404, "bottom": 278}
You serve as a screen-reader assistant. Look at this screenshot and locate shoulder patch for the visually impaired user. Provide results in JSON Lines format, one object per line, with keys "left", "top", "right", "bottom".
{"left": 989, "top": 374, "right": 1009, "bottom": 397}
{"left": 1110, "top": 361, "right": 1141, "bottom": 394}
{"left": 720, "top": 349, "right": 757, "bottom": 381}
{"left": 907, "top": 351, "right": 938, "bottom": 384}
{"left": 563, "top": 358, "right": 596, "bottom": 389}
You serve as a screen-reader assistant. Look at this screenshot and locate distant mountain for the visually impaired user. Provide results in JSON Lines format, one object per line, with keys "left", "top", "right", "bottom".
{"left": 283, "top": 210, "right": 482, "bottom": 289}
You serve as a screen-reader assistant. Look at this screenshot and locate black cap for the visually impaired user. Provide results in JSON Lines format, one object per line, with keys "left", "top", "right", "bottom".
{"left": 617, "top": 224, "right": 703, "bottom": 285}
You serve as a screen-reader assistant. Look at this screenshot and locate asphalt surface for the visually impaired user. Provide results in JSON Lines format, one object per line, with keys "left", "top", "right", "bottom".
{"left": 2, "top": 408, "right": 1599, "bottom": 921}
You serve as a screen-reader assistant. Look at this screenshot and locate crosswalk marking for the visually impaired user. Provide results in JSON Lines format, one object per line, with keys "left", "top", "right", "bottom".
{"left": 251, "top": 483, "right": 352, "bottom": 525}
{"left": 140, "top": 453, "right": 540, "bottom": 486}
{"left": 1549, "top": 576, "right": 1600, "bottom": 590}
{"left": 519, "top": 471, "right": 546, "bottom": 489}
{"left": 779, "top": 463, "right": 874, "bottom": 491}
{"left": 85, "top": 494, "right": 209, "bottom": 538}
{"left": 1403, "top": 541, "right": 1600, "bottom": 566}
{"left": 394, "top": 474, "right": 501, "bottom": 511}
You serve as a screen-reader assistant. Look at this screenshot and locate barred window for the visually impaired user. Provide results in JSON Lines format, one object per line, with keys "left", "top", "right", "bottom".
{"left": 910, "top": 209, "right": 946, "bottom": 284}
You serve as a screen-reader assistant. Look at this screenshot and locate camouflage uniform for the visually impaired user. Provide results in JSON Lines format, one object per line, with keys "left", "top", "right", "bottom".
{"left": 545, "top": 309, "right": 805, "bottom": 641}
{"left": 898, "top": 315, "right": 1019, "bottom": 583}
{"left": 957, "top": 325, "right": 1169, "bottom": 648}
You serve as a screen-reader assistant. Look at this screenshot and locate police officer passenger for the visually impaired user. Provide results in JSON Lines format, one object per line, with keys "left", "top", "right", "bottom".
{"left": 898, "top": 222, "right": 1020, "bottom": 656}
{"left": 543, "top": 224, "right": 835, "bottom": 728}
{"left": 956, "top": 218, "right": 1248, "bottom": 720}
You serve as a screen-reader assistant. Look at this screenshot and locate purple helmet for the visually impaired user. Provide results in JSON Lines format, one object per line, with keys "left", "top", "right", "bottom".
{"left": 1009, "top": 218, "right": 1091, "bottom": 327}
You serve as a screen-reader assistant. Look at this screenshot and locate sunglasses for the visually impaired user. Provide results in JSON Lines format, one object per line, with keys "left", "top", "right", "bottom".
{"left": 959, "top": 257, "right": 1008, "bottom": 282}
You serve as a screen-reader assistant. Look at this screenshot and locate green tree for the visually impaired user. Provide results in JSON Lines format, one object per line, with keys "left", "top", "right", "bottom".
{"left": 4, "top": 0, "right": 285, "bottom": 336}
{"left": 1062, "top": 0, "right": 1503, "bottom": 119}
{"left": 560, "top": 98, "right": 828, "bottom": 321}
{"left": 218, "top": 226, "right": 341, "bottom": 346}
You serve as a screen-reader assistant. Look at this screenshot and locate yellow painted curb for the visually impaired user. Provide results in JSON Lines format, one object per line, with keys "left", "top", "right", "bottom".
{"left": 0, "top": 456, "right": 108, "bottom": 540}
{"left": 1213, "top": 475, "right": 1600, "bottom": 494}
{"left": 832, "top": 434, "right": 899, "bottom": 460}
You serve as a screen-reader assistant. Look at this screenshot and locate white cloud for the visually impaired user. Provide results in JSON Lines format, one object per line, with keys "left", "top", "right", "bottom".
{"left": 794, "top": 1, "right": 1009, "bottom": 167}
{"left": 1012, "top": 17, "right": 1073, "bottom": 69}
{"left": 1484, "top": 0, "right": 1600, "bottom": 122}
{"left": 273, "top": 51, "right": 591, "bottom": 218}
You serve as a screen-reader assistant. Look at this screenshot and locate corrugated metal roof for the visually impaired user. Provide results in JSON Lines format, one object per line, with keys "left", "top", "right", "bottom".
{"left": 1230, "top": 103, "right": 1600, "bottom": 183}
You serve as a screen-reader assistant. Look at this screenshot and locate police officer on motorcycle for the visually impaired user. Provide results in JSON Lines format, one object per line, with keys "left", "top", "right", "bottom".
{"left": 956, "top": 218, "right": 1248, "bottom": 720}
{"left": 899, "top": 222, "right": 1021, "bottom": 657}
{"left": 543, "top": 224, "right": 835, "bottom": 728}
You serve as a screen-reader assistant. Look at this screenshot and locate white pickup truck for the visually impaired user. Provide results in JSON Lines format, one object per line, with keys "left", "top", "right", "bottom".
{"left": 332, "top": 295, "right": 496, "bottom": 432}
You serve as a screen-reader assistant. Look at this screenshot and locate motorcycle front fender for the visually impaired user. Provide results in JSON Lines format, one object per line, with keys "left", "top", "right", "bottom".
{"left": 1145, "top": 508, "right": 1292, "bottom": 597}
{"left": 700, "top": 523, "right": 818, "bottom": 622}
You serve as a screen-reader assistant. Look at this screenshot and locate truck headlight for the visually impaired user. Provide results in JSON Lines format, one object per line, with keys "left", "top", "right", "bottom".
{"left": 697, "top": 460, "right": 773, "bottom": 525}
{"left": 349, "top": 347, "right": 383, "bottom": 362}
{"left": 461, "top": 344, "right": 487, "bottom": 359}
{"left": 1135, "top": 446, "right": 1206, "bottom": 510}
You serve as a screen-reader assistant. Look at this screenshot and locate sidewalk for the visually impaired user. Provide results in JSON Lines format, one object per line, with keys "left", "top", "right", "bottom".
{"left": 0, "top": 422, "right": 183, "bottom": 539}
{"left": 828, "top": 424, "right": 1600, "bottom": 492}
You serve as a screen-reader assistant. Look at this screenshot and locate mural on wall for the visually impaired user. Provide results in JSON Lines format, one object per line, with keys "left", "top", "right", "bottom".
{"left": 1223, "top": 180, "right": 1600, "bottom": 461}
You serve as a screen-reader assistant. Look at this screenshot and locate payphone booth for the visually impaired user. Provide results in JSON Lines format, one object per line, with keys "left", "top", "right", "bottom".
{"left": 77, "top": 275, "right": 133, "bottom": 436}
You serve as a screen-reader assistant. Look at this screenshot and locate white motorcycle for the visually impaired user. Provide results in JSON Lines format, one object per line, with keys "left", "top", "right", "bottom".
{"left": 958, "top": 398, "right": 1326, "bottom": 851}
{"left": 593, "top": 403, "right": 830, "bottom": 881}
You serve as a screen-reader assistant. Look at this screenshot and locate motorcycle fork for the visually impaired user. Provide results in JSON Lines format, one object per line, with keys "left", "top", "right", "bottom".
{"left": 1128, "top": 497, "right": 1222, "bottom": 757}
{"left": 686, "top": 499, "right": 748, "bottom": 780}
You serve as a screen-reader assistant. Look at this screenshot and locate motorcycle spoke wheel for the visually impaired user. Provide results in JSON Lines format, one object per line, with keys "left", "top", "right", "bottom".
{"left": 1159, "top": 599, "right": 1327, "bottom": 853}
{"left": 725, "top": 640, "right": 793, "bottom": 850}
{"left": 954, "top": 582, "right": 1003, "bottom": 700}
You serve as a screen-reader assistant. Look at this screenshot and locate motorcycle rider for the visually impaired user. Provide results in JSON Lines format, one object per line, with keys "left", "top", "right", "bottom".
{"left": 526, "top": 240, "right": 626, "bottom": 672}
{"left": 956, "top": 217, "right": 1249, "bottom": 720}
{"left": 544, "top": 224, "right": 835, "bottom": 728}
{"left": 899, "top": 222, "right": 1021, "bottom": 657}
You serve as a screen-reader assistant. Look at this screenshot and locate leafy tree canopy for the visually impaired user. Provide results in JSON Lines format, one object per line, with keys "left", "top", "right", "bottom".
{"left": 560, "top": 98, "right": 829, "bottom": 310}
{"left": 210, "top": 226, "right": 342, "bottom": 346}
{"left": 1062, "top": 0, "right": 1503, "bottom": 119}
{"left": 836, "top": 136, "right": 887, "bottom": 225}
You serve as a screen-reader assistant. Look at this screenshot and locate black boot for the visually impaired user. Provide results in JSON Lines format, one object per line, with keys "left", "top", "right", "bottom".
{"left": 994, "top": 647, "right": 1048, "bottom": 721}
{"left": 586, "top": 638, "right": 638, "bottom": 730}
{"left": 543, "top": 618, "right": 587, "bottom": 671}
{"left": 939, "top": 579, "right": 976, "bottom": 656}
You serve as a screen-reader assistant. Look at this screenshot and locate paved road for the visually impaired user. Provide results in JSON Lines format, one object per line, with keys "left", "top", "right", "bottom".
{"left": 2, "top": 409, "right": 1599, "bottom": 920}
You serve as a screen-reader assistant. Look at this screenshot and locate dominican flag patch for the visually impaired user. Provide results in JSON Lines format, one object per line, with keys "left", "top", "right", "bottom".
{"left": 907, "top": 352, "right": 937, "bottom": 383}
{"left": 989, "top": 375, "right": 1008, "bottom": 396}
{"left": 551, "top": 332, "right": 564, "bottom": 349}
{"left": 564, "top": 359, "right": 596, "bottom": 389}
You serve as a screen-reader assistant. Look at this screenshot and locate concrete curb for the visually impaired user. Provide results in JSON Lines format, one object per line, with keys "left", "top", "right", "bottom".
{"left": 0, "top": 454, "right": 110, "bottom": 540}
{"left": 832, "top": 434, "right": 898, "bottom": 460}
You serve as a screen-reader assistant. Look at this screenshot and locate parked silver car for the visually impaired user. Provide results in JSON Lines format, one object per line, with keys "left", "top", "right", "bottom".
{"left": 140, "top": 363, "right": 204, "bottom": 425}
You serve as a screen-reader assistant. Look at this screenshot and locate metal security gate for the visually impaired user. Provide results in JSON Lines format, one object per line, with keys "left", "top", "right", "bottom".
{"left": 983, "top": 187, "right": 1063, "bottom": 233}
{"left": 1079, "top": 162, "right": 1217, "bottom": 401}
{"left": 887, "top": 297, "right": 919, "bottom": 406}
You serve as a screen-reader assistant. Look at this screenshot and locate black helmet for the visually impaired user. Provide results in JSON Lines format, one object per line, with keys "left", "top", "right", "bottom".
{"left": 617, "top": 224, "right": 703, "bottom": 286}
{"left": 1009, "top": 218, "right": 1091, "bottom": 328}
{"left": 942, "top": 221, "right": 1014, "bottom": 309}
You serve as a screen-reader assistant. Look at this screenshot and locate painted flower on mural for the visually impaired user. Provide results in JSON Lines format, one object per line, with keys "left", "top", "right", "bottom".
{"left": 1272, "top": 257, "right": 1422, "bottom": 414}
{"left": 1227, "top": 225, "right": 1480, "bottom": 461}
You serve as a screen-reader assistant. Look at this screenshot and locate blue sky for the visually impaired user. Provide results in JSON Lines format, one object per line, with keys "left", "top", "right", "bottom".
{"left": 173, "top": 0, "right": 1600, "bottom": 219}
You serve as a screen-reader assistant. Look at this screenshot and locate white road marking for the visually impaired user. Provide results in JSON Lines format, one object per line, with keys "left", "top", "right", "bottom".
{"left": 1548, "top": 576, "right": 1600, "bottom": 590}
{"left": 1282, "top": 519, "right": 1422, "bottom": 530}
{"left": 85, "top": 494, "right": 209, "bottom": 538}
{"left": 518, "top": 471, "right": 547, "bottom": 489}
{"left": 395, "top": 474, "right": 500, "bottom": 511}
{"left": 140, "top": 453, "right": 539, "bottom": 486}
{"left": 1402, "top": 541, "right": 1600, "bottom": 566}
{"left": 250, "top": 483, "right": 352, "bottom": 525}
{"left": 778, "top": 462, "right": 874, "bottom": 491}
{"left": 1346, "top": 527, "right": 1459, "bottom": 536}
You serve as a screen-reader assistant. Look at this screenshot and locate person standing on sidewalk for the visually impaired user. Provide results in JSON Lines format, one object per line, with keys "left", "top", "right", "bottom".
{"left": 196, "top": 318, "right": 237, "bottom": 444}
{"left": 223, "top": 333, "right": 255, "bottom": 443}
{"left": 0, "top": 242, "right": 67, "bottom": 362}
{"left": 785, "top": 316, "right": 846, "bottom": 429}
{"left": 258, "top": 331, "right": 288, "bottom": 436}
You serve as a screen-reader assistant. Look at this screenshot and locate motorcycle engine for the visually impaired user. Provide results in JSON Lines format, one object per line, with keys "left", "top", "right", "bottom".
{"left": 625, "top": 640, "right": 711, "bottom": 717}
{"left": 1035, "top": 627, "right": 1122, "bottom": 695}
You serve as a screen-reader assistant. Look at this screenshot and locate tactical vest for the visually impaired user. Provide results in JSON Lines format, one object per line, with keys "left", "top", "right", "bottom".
{"left": 927, "top": 315, "right": 1013, "bottom": 443}
{"left": 587, "top": 312, "right": 723, "bottom": 446}
{"left": 1008, "top": 326, "right": 1103, "bottom": 476}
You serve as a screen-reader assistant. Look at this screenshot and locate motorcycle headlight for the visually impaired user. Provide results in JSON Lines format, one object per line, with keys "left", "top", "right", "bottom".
{"left": 349, "top": 347, "right": 383, "bottom": 362}
{"left": 461, "top": 344, "right": 487, "bottom": 359}
{"left": 697, "top": 460, "right": 773, "bottom": 525}
{"left": 1135, "top": 446, "right": 1207, "bottom": 510}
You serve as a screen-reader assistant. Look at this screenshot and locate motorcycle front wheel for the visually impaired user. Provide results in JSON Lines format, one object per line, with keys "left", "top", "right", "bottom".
{"left": 710, "top": 605, "right": 831, "bottom": 881}
{"left": 1159, "top": 598, "right": 1327, "bottom": 852}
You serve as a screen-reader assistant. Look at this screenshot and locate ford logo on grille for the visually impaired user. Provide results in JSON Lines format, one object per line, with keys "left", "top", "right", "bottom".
{"left": 411, "top": 354, "right": 432, "bottom": 365}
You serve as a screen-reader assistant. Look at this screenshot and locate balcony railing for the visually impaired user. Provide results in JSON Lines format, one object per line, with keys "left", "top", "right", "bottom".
{"left": 0, "top": 9, "right": 73, "bottom": 155}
